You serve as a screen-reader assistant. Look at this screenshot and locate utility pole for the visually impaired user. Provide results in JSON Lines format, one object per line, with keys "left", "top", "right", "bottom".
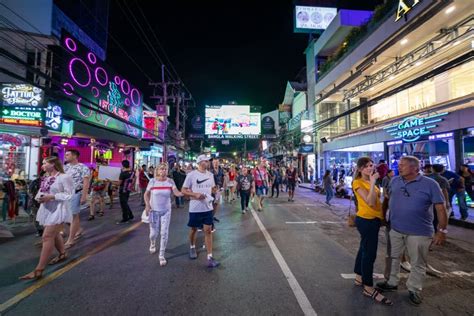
{"left": 149, "top": 65, "right": 180, "bottom": 163}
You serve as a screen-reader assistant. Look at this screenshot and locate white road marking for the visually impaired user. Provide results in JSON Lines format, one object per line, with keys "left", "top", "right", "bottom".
{"left": 251, "top": 208, "right": 317, "bottom": 316}
{"left": 340, "top": 273, "right": 386, "bottom": 279}
{"left": 285, "top": 221, "right": 342, "bottom": 224}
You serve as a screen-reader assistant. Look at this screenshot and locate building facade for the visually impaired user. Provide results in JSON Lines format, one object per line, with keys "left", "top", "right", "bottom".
{"left": 305, "top": 0, "right": 474, "bottom": 178}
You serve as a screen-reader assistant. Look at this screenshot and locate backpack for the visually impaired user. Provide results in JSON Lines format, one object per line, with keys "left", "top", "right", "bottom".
{"left": 124, "top": 171, "right": 136, "bottom": 193}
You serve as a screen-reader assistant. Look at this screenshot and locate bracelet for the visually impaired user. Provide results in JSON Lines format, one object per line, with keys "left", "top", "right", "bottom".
{"left": 438, "top": 228, "right": 448, "bottom": 234}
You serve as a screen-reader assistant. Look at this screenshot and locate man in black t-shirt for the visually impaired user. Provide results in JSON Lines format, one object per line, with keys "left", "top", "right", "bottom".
{"left": 116, "top": 160, "right": 134, "bottom": 224}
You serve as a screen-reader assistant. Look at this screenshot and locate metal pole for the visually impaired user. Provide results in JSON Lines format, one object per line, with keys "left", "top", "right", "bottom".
{"left": 161, "top": 64, "right": 167, "bottom": 163}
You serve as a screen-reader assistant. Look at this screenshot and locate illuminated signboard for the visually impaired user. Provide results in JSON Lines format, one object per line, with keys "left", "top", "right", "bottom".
{"left": 45, "top": 103, "right": 63, "bottom": 131}
{"left": 395, "top": 0, "right": 422, "bottom": 22}
{"left": 59, "top": 34, "right": 143, "bottom": 137}
{"left": 384, "top": 112, "right": 448, "bottom": 142}
{"left": 0, "top": 106, "right": 44, "bottom": 127}
{"left": 205, "top": 105, "right": 261, "bottom": 139}
{"left": 294, "top": 6, "right": 337, "bottom": 33}
{"left": 142, "top": 110, "right": 165, "bottom": 141}
{"left": 1, "top": 84, "right": 44, "bottom": 107}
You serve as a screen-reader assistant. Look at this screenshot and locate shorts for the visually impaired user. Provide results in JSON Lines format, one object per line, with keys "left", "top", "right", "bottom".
{"left": 287, "top": 182, "right": 296, "bottom": 191}
{"left": 92, "top": 190, "right": 106, "bottom": 198}
{"left": 227, "top": 181, "right": 236, "bottom": 187}
{"left": 256, "top": 185, "right": 267, "bottom": 196}
{"left": 70, "top": 192, "right": 82, "bottom": 215}
{"left": 188, "top": 211, "right": 213, "bottom": 228}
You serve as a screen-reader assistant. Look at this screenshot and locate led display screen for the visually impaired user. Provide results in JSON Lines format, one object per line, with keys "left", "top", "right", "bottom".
{"left": 205, "top": 105, "right": 260, "bottom": 139}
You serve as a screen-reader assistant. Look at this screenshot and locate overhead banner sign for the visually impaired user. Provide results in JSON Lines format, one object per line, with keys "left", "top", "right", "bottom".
{"left": 59, "top": 33, "right": 143, "bottom": 137}
{"left": 279, "top": 104, "right": 291, "bottom": 125}
{"left": 1, "top": 84, "right": 44, "bottom": 107}
{"left": 384, "top": 112, "right": 448, "bottom": 142}
{"left": 294, "top": 6, "right": 337, "bottom": 33}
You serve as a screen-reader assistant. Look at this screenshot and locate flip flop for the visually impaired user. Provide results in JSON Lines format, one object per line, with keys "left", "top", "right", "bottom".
{"left": 73, "top": 231, "right": 84, "bottom": 241}
{"left": 64, "top": 242, "right": 75, "bottom": 249}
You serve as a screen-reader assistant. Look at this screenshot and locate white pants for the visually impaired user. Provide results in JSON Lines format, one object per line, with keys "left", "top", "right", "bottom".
{"left": 149, "top": 210, "right": 171, "bottom": 257}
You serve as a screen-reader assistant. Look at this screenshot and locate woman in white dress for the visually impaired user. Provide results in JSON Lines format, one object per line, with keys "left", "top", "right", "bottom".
{"left": 144, "top": 163, "right": 183, "bottom": 266}
{"left": 20, "top": 156, "right": 74, "bottom": 280}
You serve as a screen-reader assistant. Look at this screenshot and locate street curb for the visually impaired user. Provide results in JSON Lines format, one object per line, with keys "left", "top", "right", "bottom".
{"left": 299, "top": 185, "right": 474, "bottom": 230}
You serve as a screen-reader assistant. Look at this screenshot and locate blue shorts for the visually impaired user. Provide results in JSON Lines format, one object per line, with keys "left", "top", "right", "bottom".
{"left": 188, "top": 211, "right": 213, "bottom": 228}
{"left": 70, "top": 192, "right": 82, "bottom": 215}
{"left": 287, "top": 182, "right": 296, "bottom": 191}
{"left": 256, "top": 186, "right": 267, "bottom": 196}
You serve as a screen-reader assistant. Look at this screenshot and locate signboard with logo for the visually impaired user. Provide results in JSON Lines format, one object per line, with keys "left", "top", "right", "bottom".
{"left": 1, "top": 84, "right": 44, "bottom": 107}
{"left": 384, "top": 112, "right": 448, "bottom": 142}
{"left": 395, "top": 0, "right": 422, "bottom": 22}
{"left": 59, "top": 33, "right": 143, "bottom": 137}
{"left": 288, "top": 110, "right": 308, "bottom": 131}
{"left": 0, "top": 105, "right": 44, "bottom": 127}
{"left": 299, "top": 144, "right": 314, "bottom": 153}
{"left": 294, "top": 6, "right": 337, "bottom": 33}
{"left": 262, "top": 116, "right": 276, "bottom": 135}
{"left": 279, "top": 104, "right": 292, "bottom": 125}
{"left": 45, "top": 103, "right": 63, "bottom": 131}
{"left": 142, "top": 110, "right": 158, "bottom": 140}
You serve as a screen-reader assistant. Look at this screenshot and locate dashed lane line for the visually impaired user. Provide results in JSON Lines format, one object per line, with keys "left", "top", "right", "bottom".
{"left": 0, "top": 221, "right": 142, "bottom": 314}
{"left": 251, "top": 208, "right": 317, "bottom": 316}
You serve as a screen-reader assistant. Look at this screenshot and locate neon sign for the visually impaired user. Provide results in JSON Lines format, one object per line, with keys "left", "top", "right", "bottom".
{"left": 1, "top": 84, "right": 43, "bottom": 107}
{"left": 395, "top": 0, "right": 422, "bottom": 22}
{"left": 384, "top": 112, "right": 448, "bottom": 142}
{"left": 59, "top": 33, "right": 142, "bottom": 137}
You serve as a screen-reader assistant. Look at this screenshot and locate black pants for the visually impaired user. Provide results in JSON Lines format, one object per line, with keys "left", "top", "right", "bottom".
{"left": 271, "top": 182, "right": 280, "bottom": 198}
{"left": 119, "top": 192, "right": 133, "bottom": 221}
{"left": 240, "top": 190, "right": 250, "bottom": 211}
{"left": 354, "top": 216, "right": 381, "bottom": 287}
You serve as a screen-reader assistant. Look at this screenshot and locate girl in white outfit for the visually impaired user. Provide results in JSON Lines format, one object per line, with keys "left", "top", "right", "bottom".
{"left": 20, "top": 156, "right": 74, "bottom": 280}
{"left": 144, "top": 163, "right": 183, "bottom": 266}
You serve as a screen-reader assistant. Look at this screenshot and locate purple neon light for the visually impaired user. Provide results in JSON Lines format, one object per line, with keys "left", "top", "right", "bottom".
{"left": 91, "top": 86, "right": 99, "bottom": 98}
{"left": 63, "top": 82, "right": 74, "bottom": 96}
{"left": 87, "top": 52, "right": 97, "bottom": 64}
{"left": 76, "top": 97, "right": 93, "bottom": 118}
{"left": 69, "top": 58, "right": 91, "bottom": 88}
{"left": 124, "top": 98, "right": 130, "bottom": 106}
{"left": 114, "top": 76, "right": 121, "bottom": 85}
{"left": 65, "top": 38, "right": 77, "bottom": 52}
{"left": 121, "top": 79, "right": 130, "bottom": 95}
{"left": 94, "top": 67, "right": 108, "bottom": 86}
{"left": 130, "top": 88, "right": 141, "bottom": 107}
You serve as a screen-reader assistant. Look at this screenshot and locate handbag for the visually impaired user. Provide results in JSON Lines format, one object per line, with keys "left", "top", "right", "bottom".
{"left": 141, "top": 209, "right": 149, "bottom": 223}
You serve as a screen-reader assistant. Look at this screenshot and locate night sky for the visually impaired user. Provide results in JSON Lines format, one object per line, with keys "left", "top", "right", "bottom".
{"left": 106, "top": 0, "right": 382, "bottom": 116}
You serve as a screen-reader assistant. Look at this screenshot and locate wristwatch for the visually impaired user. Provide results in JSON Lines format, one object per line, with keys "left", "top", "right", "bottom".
{"left": 438, "top": 228, "right": 448, "bottom": 234}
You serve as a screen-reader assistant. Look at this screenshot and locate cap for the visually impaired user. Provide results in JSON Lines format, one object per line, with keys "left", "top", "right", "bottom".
{"left": 196, "top": 154, "right": 210, "bottom": 164}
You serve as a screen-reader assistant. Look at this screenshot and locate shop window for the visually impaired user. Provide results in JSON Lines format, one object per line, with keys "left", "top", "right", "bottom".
{"left": 450, "top": 61, "right": 474, "bottom": 99}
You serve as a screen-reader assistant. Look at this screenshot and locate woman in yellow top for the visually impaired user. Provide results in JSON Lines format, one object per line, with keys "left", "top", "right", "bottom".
{"left": 352, "top": 157, "right": 393, "bottom": 306}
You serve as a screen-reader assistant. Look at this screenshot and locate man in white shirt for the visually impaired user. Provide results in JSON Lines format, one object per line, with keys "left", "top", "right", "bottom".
{"left": 182, "top": 155, "right": 219, "bottom": 268}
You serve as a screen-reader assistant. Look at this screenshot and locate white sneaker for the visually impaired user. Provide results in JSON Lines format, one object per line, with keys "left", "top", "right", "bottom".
{"left": 149, "top": 241, "right": 156, "bottom": 254}
{"left": 400, "top": 261, "right": 411, "bottom": 272}
{"left": 159, "top": 256, "right": 167, "bottom": 266}
{"left": 245, "top": 207, "right": 250, "bottom": 212}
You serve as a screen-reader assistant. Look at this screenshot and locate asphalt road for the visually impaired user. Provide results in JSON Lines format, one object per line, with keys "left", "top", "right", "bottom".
{"left": 1, "top": 189, "right": 473, "bottom": 315}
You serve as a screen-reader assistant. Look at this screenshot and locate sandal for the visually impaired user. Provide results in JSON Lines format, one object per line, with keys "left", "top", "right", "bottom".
{"left": 64, "top": 242, "right": 75, "bottom": 249}
{"left": 87, "top": 215, "right": 95, "bottom": 221}
{"left": 49, "top": 252, "right": 67, "bottom": 265}
{"left": 98, "top": 211, "right": 104, "bottom": 217}
{"left": 354, "top": 278, "right": 363, "bottom": 286}
{"left": 73, "top": 230, "right": 84, "bottom": 241}
{"left": 363, "top": 288, "right": 393, "bottom": 306}
{"left": 19, "top": 268, "right": 44, "bottom": 280}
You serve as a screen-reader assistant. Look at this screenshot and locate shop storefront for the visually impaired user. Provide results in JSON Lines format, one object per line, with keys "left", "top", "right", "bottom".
{"left": 324, "top": 143, "right": 385, "bottom": 176}
{"left": 135, "top": 145, "right": 163, "bottom": 168}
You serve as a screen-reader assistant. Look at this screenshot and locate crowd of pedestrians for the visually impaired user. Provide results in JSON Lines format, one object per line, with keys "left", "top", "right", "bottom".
{"left": 15, "top": 152, "right": 472, "bottom": 309}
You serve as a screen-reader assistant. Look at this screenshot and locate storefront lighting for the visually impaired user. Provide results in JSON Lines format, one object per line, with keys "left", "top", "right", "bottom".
{"left": 445, "top": 6, "right": 455, "bottom": 14}
{"left": 400, "top": 38, "right": 408, "bottom": 45}
{"left": 452, "top": 41, "right": 461, "bottom": 47}
{"left": 60, "top": 138, "right": 69, "bottom": 145}
{"left": 388, "top": 75, "right": 395, "bottom": 81}
{"left": 415, "top": 61, "right": 424, "bottom": 67}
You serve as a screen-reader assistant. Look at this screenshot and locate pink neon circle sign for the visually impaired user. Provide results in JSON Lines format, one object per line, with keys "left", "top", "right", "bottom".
{"left": 63, "top": 82, "right": 74, "bottom": 96}
{"left": 65, "top": 38, "right": 77, "bottom": 52}
{"left": 94, "top": 67, "right": 108, "bottom": 86}
{"left": 121, "top": 79, "right": 130, "bottom": 95}
{"left": 87, "top": 52, "right": 97, "bottom": 64}
{"left": 69, "top": 58, "right": 91, "bottom": 88}
{"left": 91, "top": 87, "right": 99, "bottom": 98}
{"left": 130, "top": 88, "right": 141, "bottom": 107}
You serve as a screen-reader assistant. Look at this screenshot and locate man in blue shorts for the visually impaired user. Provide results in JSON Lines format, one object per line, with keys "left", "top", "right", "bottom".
{"left": 182, "top": 155, "right": 219, "bottom": 268}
